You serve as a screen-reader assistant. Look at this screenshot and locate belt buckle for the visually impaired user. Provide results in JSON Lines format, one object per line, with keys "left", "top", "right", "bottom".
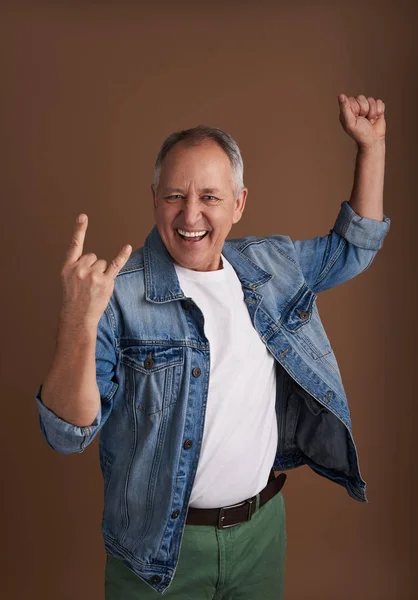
{"left": 217, "top": 497, "right": 256, "bottom": 529}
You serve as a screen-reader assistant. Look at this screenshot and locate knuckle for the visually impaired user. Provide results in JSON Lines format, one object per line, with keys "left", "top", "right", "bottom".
{"left": 91, "top": 272, "right": 103, "bottom": 285}
{"left": 69, "top": 239, "right": 80, "bottom": 251}
{"left": 75, "top": 269, "right": 85, "bottom": 280}
{"left": 60, "top": 263, "right": 73, "bottom": 278}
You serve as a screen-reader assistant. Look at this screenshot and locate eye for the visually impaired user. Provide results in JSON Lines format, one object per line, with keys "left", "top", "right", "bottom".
{"left": 202, "top": 195, "right": 217, "bottom": 201}
{"left": 165, "top": 195, "right": 183, "bottom": 200}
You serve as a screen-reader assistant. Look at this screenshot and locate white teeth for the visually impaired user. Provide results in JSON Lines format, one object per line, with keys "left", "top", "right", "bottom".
{"left": 177, "top": 229, "right": 207, "bottom": 238}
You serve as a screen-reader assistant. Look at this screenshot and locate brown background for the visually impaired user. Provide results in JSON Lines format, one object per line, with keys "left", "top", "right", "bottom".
{"left": 1, "top": 1, "right": 416, "bottom": 599}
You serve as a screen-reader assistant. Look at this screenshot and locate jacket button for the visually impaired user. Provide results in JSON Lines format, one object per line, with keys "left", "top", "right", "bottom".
{"left": 184, "top": 439, "right": 193, "bottom": 449}
{"left": 151, "top": 575, "right": 161, "bottom": 584}
{"left": 144, "top": 353, "right": 155, "bottom": 369}
{"left": 192, "top": 367, "right": 201, "bottom": 377}
{"left": 171, "top": 509, "right": 180, "bottom": 518}
{"left": 299, "top": 310, "right": 309, "bottom": 320}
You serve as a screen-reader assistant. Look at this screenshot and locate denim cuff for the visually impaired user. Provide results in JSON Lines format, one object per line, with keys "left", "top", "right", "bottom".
{"left": 35, "top": 383, "right": 101, "bottom": 454}
{"left": 333, "top": 200, "right": 391, "bottom": 250}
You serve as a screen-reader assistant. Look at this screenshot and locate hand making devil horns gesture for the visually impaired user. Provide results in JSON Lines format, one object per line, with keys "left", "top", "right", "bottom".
{"left": 60, "top": 214, "right": 132, "bottom": 327}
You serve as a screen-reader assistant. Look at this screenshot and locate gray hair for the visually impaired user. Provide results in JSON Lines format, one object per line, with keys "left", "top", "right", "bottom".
{"left": 152, "top": 125, "right": 245, "bottom": 199}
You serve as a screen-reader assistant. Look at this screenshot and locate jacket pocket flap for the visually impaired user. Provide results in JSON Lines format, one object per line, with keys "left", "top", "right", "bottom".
{"left": 120, "top": 344, "right": 184, "bottom": 373}
{"left": 282, "top": 287, "right": 317, "bottom": 332}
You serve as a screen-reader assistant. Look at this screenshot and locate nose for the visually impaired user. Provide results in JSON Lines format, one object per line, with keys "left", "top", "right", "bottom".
{"left": 181, "top": 196, "right": 202, "bottom": 227}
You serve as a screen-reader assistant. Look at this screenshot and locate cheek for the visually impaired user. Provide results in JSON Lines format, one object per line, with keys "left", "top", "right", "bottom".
{"left": 156, "top": 206, "right": 176, "bottom": 225}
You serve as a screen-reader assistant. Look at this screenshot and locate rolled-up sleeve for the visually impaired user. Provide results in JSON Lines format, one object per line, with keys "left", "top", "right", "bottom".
{"left": 35, "top": 384, "right": 102, "bottom": 454}
{"left": 35, "top": 306, "right": 119, "bottom": 454}
{"left": 332, "top": 200, "right": 391, "bottom": 250}
{"left": 290, "top": 200, "right": 391, "bottom": 293}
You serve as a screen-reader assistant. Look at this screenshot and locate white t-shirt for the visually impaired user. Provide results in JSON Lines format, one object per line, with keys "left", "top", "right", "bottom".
{"left": 174, "top": 254, "right": 278, "bottom": 508}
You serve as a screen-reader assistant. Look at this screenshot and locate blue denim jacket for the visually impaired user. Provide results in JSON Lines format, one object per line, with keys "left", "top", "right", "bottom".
{"left": 35, "top": 200, "right": 391, "bottom": 595}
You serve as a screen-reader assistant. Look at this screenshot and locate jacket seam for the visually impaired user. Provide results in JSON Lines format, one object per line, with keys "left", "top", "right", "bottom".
{"left": 117, "top": 265, "right": 145, "bottom": 276}
{"left": 236, "top": 237, "right": 268, "bottom": 252}
{"left": 314, "top": 236, "right": 347, "bottom": 288}
{"left": 266, "top": 237, "right": 299, "bottom": 266}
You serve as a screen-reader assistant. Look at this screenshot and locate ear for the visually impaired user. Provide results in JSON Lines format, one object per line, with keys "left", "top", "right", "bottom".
{"left": 151, "top": 184, "right": 157, "bottom": 208}
{"left": 232, "top": 188, "right": 248, "bottom": 224}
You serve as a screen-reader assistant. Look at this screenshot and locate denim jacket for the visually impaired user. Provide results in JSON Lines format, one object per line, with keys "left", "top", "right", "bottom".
{"left": 35, "top": 200, "right": 391, "bottom": 595}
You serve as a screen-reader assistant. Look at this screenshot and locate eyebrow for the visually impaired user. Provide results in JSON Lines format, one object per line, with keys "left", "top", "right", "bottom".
{"left": 164, "top": 187, "right": 221, "bottom": 194}
{"left": 200, "top": 188, "right": 221, "bottom": 194}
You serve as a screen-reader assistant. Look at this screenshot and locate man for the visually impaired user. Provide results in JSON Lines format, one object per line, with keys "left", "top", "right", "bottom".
{"left": 36, "top": 93, "right": 391, "bottom": 599}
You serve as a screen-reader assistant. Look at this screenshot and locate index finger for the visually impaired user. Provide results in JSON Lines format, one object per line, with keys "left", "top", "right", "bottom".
{"left": 63, "top": 214, "right": 88, "bottom": 266}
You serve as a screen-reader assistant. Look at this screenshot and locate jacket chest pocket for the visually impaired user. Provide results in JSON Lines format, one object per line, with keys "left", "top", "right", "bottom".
{"left": 282, "top": 287, "right": 332, "bottom": 360}
{"left": 120, "top": 344, "right": 184, "bottom": 415}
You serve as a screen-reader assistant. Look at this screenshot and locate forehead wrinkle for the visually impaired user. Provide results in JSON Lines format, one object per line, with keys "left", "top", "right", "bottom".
{"left": 163, "top": 184, "right": 223, "bottom": 195}
{"left": 198, "top": 187, "right": 221, "bottom": 193}
{"left": 164, "top": 186, "right": 187, "bottom": 193}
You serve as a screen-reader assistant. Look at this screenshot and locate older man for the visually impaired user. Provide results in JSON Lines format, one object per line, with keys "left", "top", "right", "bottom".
{"left": 36, "top": 94, "right": 391, "bottom": 599}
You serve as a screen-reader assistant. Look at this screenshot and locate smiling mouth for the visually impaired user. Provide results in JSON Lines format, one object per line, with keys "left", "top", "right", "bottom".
{"left": 176, "top": 229, "right": 209, "bottom": 242}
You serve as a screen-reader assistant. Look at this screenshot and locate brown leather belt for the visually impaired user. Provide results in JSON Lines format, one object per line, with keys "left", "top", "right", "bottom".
{"left": 185, "top": 469, "right": 287, "bottom": 529}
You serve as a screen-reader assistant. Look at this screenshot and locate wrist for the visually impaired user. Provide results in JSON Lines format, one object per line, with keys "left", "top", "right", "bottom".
{"left": 356, "top": 138, "right": 386, "bottom": 155}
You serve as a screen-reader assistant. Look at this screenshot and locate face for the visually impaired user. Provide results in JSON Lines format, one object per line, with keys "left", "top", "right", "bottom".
{"left": 152, "top": 140, "right": 248, "bottom": 271}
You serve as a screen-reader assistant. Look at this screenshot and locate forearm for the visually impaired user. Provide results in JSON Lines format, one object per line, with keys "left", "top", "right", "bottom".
{"left": 41, "top": 319, "right": 101, "bottom": 428}
{"left": 348, "top": 140, "right": 385, "bottom": 221}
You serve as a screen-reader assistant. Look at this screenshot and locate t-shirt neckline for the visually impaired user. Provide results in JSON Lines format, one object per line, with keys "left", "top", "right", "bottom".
{"left": 173, "top": 254, "right": 231, "bottom": 282}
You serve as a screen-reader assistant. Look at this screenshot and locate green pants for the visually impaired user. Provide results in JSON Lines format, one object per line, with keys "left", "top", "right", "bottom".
{"left": 105, "top": 488, "right": 287, "bottom": 599}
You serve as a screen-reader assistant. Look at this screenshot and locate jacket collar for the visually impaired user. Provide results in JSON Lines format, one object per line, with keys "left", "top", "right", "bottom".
{"left": 143, "top": 225, "right": 272, "bottom": 303}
